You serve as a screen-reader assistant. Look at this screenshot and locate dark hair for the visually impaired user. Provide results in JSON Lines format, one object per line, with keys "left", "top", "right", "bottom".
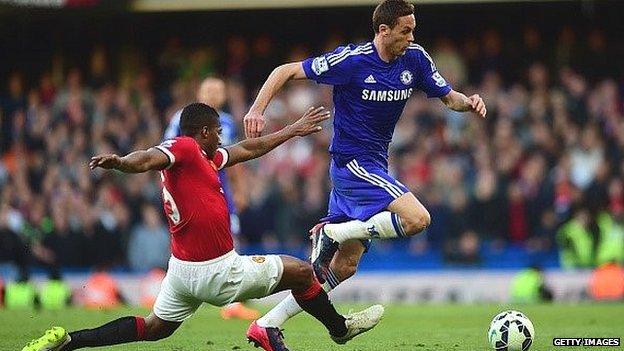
{"left": 180, "top": 102, "right": 219, "bottom": 136}
{"left": 372, "top": 0, "right": 415, "bottom": 33}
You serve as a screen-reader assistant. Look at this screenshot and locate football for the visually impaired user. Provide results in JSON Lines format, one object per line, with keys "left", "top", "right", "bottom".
{"left": 488, "top": 310, "right": 535, "bottom": 351}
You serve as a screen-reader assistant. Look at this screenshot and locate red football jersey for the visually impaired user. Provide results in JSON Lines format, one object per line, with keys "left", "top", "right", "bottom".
{"left": 154, "top": 136, "right": 233, "bottom": 261}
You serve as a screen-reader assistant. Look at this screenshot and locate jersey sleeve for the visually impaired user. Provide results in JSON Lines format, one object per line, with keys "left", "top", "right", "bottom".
{"left": 212, "top": 148, "right": 229, "bottom": 170}
{"left": 219, "top": 114, "right": 237, "bottom": 146}
{"left": 154, "top": 137, "right": 196, "bottom": 169}
{"left": 163, "top": 110, "right": 182, "bottom": 140}
{"left": 302, "top": 45, "right": 356, "bottom": 85}
{"left": 411, "top": 45, "right": 452, "bottom": 98}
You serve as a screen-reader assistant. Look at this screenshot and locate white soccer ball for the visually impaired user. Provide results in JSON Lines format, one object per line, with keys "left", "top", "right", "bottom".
{"left": 488, "top": 310, "right": 535, "bottom": 351}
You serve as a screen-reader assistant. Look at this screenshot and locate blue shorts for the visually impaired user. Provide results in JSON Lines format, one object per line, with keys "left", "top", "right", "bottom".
{"left": 321, "top": 155, "right": 409, "bottom": 252}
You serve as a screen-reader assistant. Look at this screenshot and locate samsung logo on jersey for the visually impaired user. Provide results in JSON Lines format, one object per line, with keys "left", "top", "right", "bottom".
{"left": 361, "top": 88, "right": 413, "bottom": 102}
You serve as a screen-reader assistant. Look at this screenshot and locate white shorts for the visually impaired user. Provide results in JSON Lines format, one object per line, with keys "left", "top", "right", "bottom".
{"left": 153, "top": 251, "right": 284, "bottom": 322}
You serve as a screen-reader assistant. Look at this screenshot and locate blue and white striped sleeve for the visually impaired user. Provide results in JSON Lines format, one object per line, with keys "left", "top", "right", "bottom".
{"left": 410, "top": 44, "right": 452, "bottom": 98}
{"left": 302, "top": 43, "right": 369, "bottom": 85}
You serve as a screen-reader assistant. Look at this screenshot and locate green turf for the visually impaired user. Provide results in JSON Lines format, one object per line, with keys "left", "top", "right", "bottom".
{"left": 2, "top": 303, "right": 623, "bottom": 350}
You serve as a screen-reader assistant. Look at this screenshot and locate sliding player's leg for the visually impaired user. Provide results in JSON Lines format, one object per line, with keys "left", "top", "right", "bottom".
{"left": 246, "top": 255, "right": 383, "bottom": 350}
{"left": 22, "top": 262, "right": 205, "bottom": 351}
{"left": 21, "top": 313, "right": 181, "bottom": 351}
{"left": 252, "top": 240, "right": 366, "bottom": 332}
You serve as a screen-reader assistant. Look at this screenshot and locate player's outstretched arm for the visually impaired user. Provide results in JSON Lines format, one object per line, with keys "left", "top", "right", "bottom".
{"left": 244, "top": 62, "right": 308, "bottom": 138}
{"left": 89, "top": 148, "right": 169, "bottom": 173}
{"left": 440, "top": 90, "right": 487, "bottom": 118}
{"left": 228, "top": 106, "right": 330, "bottom": 167}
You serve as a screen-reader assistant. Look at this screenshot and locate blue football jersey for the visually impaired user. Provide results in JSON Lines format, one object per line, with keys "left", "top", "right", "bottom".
{"left": 302, "top": 41, "right": 451, "bottom": 165}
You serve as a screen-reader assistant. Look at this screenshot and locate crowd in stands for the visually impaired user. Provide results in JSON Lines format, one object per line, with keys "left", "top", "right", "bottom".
{"left": 1, "top": 23, "right": 623, "bottom": 273}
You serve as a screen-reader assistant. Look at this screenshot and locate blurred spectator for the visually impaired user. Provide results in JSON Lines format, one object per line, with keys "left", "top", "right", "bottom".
{"left": 42, "top": 207, "right": 84, "bottom": 267}
{"left": 528, "top": 209, "right": 557, "bottom": 252}
{"left": 594, "top": 211, "right": 624, "bottom": 267}
{"left": 520, "top": 27, "right": 546, "bottom": 74}
{"left": 569, "top": 125, "right": 604, "bottom": 190}
{"left": 581, "top": 29, "right": 611, "bottom": 80}
{"left": 39, "top": 269, "right": 72, "bottom": 310}
{"left": 225, "top": 35, "right": 249, "bottom": 82}
{"left": 180, "top": 47, "right": 216, "bottom": 82}
{"left": 157, "top": 37, "right": 186, "bottom": 92}
{"left": 246, "top": 35, "right": 278, "bottom": 92}
{"left": 469, "top": 169, "right": 506, "bottom": 241}
{"left": 81, "top": 268, "right": 123, "bottom": 309}
{"left": 558, "top": 208, "right": 624, "bottom": 269}
{"left": 507, "top": 182, "right": 529, "bottom": 244}
{"left": 443, "top": 189, "right": 469, "bottom": 252}
{"left": 445, "top": 230, "right": 481, "bottom": 265}
{"left": 4, "top": 271, "right": 38, "bottom": 310}
{"left": 607, "top": 177, "right": 624, "bottom": 214}
{"left": 557, "top": 207, "right": 595, "bottom": 269}
{"left": 588, "top": 261, "right": 624, "bottom": 301}
{"left": 89, "top": 45, "right": 112, "bottom": 89}
{"left": 0, "top": 203, "right": 30, "bottom": 274}
{"left": 38, "top": 72, "right": 57, "bottom": 106}
{"left": 554, "top": 26, "right": 579, "bottom": 70}
{"left": 1, "top": 72, "right": 26, "bottom": 153}
{"left": 433, "top": 38, "right": 467, "bottom": 88}
{"left": 510, "top": 266, "right": 553, "bottom": 303}
{"left": 519, "top": 153, "right": 554, "bottom": 238}
{"left": 81, "top": 183, "right": 129, "bottom": 267}
{"left": 127, "top": 204, "right": 170, "bottom": 272}
{"left": 480, "top": 29, "right": 505, "bottom": 79}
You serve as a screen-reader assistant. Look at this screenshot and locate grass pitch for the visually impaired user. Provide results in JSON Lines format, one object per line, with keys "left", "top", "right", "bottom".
{"left": 2, "top": 303, "right": 623, "bottom": 350}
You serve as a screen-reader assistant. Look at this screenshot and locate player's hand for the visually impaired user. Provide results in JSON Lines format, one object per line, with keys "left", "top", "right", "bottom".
{"left": 288, "top": 106, "right": 331, "bottom": 137}
{"left": 89, "top": 154, "right": 122, "bottom": 170}
{"left": 244, "top": 110, "right": 267, "bottom": 139}
{"left": 468, "top": 94, "right": 487, "bottom": 118}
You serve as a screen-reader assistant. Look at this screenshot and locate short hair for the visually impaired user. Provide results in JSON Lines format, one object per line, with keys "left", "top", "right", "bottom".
{"left": 372, "top": 0, "right": 415, "bottom": 33}
{"left": 179, "top": 103, "right": 219, "bottom": 136}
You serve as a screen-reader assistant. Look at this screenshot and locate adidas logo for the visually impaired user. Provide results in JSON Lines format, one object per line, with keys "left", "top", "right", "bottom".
{"left": 367, "top": 225, "right": 380, "bottom": 238}
{"left": 364, "top": 74, "right": 377, "bottom": 84}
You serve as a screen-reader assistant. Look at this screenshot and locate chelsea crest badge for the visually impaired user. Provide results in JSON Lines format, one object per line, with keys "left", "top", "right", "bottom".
{"left": 400, "top": 70, "right": 413, "bottom": 85}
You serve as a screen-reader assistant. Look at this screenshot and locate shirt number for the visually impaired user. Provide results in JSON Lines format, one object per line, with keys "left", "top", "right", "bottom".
{"left": 162, "top": 185, "right": 181, "bottom": 225}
